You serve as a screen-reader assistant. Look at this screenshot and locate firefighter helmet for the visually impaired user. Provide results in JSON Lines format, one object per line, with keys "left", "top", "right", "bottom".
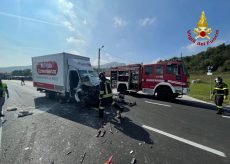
{"left": 99, "top": 72, "right": 106, "bottom": 80}
{"left": 215, "top": 77, "right": 222, "bottom": 84}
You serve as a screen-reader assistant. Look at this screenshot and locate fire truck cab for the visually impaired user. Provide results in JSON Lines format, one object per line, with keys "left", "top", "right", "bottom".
{"left": 111, "top": 61, "right": 189, "bottom": 99}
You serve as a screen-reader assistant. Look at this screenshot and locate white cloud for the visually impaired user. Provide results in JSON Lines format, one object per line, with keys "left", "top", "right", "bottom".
{"left": 82, "top": 19, "right": 87, "bottom": 25}
{"left": 57, "top": 0, "right": 76, "bottom": 19}
{"left": 139, "top": 17, "right": 156, "bottom": 26}
{"left": 69, "top": 50, "right": 81, "bottom": 55}
{"left": 181, "top": 43, "right": 204, "bottom": 55}
{"left": 152, "top": 58, "right": 162, "bottom": 64}
{"left": 62, "top": 21, "right": 75, "bottom": 31}
{"left": 66, "top": 36, "right": 86, "bottom": 45}
{"left": 0, "top": 11, "right": 61, "bottom": 26}
{"left": 56, "top": 0, "right": 77, "bottom": 32}
{"left": 211, "top": 39, "right": 225, "bottom": 46}
{"left": 181, "top": 39, "right": 226, "bottom": 55}
{"left": 92, "top": 53, "right": 124, "bottom": 66}
{"left": 113, "top": 17, "right": 127, "bottom": 28}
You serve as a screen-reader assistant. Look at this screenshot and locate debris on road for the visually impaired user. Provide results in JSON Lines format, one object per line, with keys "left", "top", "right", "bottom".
{"left": 96, "top": 129, "right": 101, "bottom": 137}
{"left": 128, "top": 102, "right": 136, "bottom": 107}
{"left": 18, "top": 110, "right": 33, "bottom": 117}
{"left": 149, "top": 145, "right": 153, "bottom": 149}
{"left": 109, "top": 122, "right": 113, "bottom": 134}
{"left": 131, "top": 158, "right": 136, "bottom": 164}
{"left": 100, "top": 130, "right": 106, "bottom": 137}
{"left": 102, "top": 139, "right": 107, "bottom": 144}
{"left": 24, "top": 147, "right": 32, "bottom": 150}
{"left": 105, "top": 155, "right": 113, "bottom": 164}
{"left": 138, "top": 142, "right": 142, "bottom": 146}
{"left": 2, "top": 120, "right": 7, "bottom": 124}
{"left": 80, "top": 152, "right": 86, "bottom": 163}
{"left": 66, "top": 151, "right": 72, "bottom": 155}
{"left": 7, "top": 107, "right": 17, "bottom": 111}
{"left": 130, "top": 150, "right": 134, "bottom": 154}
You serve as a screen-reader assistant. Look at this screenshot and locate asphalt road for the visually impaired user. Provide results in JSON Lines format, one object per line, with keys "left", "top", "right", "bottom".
{"left": 1, "top": 80, "right": 230, "bottom": 164}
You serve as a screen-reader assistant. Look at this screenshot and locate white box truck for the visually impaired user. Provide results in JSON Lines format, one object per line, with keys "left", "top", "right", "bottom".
{"left": 32, "top": 52, "right": 100, "bottom": 106}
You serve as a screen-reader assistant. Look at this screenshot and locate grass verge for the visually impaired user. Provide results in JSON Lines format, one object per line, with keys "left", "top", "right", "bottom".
{"left": 188, "top": 73, "right": 230, "bottom": 105}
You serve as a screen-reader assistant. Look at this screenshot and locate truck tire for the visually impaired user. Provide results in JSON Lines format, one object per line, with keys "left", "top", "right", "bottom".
{"left": 156, "top": 87, "right": 173, "bottom": 101}
{"left": 45, "top": 91, "right": 56, "bottom": 99}
{"left": 75, "top": 92, "right": 87, "bottom": 108}
{"left": 118, "top": 84, "right": 127, "bottom": 94}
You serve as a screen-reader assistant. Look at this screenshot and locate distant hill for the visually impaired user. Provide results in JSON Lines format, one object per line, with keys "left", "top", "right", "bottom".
{"left": 0, "top": 65, "right": 32, "bottom": 73}
{"left": 100, "top": 62, "right": 126, "bottom": 68}
{"left": 170, "top": 43, "right": 230, "bottom": 73}
{"left": 93, "top": 62, "right": 126, "bottom": 69}
{"left": 0, "top": 61, "right": 126, "bottom": 73}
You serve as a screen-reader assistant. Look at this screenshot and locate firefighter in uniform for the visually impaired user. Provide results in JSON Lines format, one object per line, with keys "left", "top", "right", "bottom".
{"left": 0, "top": 78, "right": 9, "bottom": 117}
{"left": 98, "top": 72, "right": 113, "bottom": 118}
{"left": 211, "top": 77, "right": 228, "bottom": 114}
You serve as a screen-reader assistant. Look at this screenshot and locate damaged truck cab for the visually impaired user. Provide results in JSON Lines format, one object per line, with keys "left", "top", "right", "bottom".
{"left": 32, "top": 52, "right": 100, "bottom": 106}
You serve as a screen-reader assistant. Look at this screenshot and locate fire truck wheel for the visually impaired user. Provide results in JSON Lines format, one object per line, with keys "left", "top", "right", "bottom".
{"left": 156, "top": 87, "right": 173, "bottom": 101}
{"left": 118, "top": 84, "right": 127, "bottom": 94}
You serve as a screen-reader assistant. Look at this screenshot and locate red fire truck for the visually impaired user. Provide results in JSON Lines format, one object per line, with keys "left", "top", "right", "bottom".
{"left": 110, "top": 60, "right": 189, "bottom": 99}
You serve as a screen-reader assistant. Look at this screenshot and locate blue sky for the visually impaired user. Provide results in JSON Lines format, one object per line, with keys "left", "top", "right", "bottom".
{"left": 0, "top": 0, "right": 229, "bottom": 67}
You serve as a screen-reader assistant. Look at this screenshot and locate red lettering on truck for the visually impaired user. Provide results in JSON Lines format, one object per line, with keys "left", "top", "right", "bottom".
{"left": 37, "top": 61, "right": 58, "bottom": 75}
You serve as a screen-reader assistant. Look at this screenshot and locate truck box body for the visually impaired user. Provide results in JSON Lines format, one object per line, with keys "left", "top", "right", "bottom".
{"left": 32, "top": 52, "right": 93, "bottom": 94}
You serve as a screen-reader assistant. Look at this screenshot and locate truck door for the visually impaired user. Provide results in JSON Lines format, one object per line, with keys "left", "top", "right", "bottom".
{"left": 154, "top": 64, "right": 164, "bottom": 85}
{"left": 142, "top": 65, "right": 154, "bottom": 90}
{"left": 69, "top": 70, "right": 79, "bottom": 96}
{"left": 166, "top": 64, "right": 181, "bottom": 83}
{"left": 111, "top": 71, "right": 118, "bottom": 88}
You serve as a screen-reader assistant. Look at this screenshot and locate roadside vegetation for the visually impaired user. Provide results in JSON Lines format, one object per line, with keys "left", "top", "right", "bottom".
{"left": 188, "top": 73, "right": 230, "bottom": 105}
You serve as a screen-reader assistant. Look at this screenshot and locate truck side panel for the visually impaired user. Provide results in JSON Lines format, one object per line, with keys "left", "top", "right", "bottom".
{"left": 32, "top": 54, "right": 65, "bottom": 93}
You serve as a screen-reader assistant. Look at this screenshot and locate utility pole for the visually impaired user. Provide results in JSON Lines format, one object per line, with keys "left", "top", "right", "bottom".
{"left": 207, "top": 66, "right": 213, "bottom": 96}
{"left": 98, "top": 45, "right": 104, "bottom": 72}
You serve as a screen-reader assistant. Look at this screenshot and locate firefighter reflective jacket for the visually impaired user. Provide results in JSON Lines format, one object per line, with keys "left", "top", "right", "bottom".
{"left": 99, "top": 79, "right": 113, "bottom": 99}
{"left": 213, "top": 83, "right": 229, "bottom": 96}
{"left": 0, "top": 83, "right": 8, "bottom": 97}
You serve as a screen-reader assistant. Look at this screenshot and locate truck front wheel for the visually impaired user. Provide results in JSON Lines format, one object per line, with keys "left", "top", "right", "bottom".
{"left": 118, "top": 84, "right": 127, "bottom": 94}
{"left": 156, "top": 87, "right": 173, "bottom": 101}
{"left": 45, "top": 91, "right": 56, "bottom": 99}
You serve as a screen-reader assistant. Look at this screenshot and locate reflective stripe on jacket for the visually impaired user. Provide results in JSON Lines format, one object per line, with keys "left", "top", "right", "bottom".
{"left": 0, "top": 83, "right": 8, "bottom": 97}
{"left": 99, "top": 79, "right": 113, "bottom": 99}
{"left": 213, "top": 83, "right": 228, "bottom": 96}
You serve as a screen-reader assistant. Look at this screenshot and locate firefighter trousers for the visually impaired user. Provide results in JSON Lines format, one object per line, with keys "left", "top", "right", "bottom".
{"left": 0, "top": 97, "right": 5, "bottom": 114}
{"left": 214, "top": 95, "right": 224, "bottom": 113}
{"left": 99, "top": 97, "right": 113, "bottom": 118}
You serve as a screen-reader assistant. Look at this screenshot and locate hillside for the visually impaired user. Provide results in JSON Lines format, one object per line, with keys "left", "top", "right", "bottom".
{"left": 0, "top": 62, "right": 126, "bottom": 73}
{"left": 0, "top": 65, "right": 32, "bottom": 73}
{"left": 100, "top": 62, "right": 126, "bottom": 68}
{"left": 173, "top": 43, "right": 230, "bottom": 73}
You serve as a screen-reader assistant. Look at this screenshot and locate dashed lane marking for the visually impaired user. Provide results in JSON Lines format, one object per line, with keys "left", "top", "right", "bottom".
{"left": 142, "top": 124, "right": 226, "bottom": 157}
{"left": 145, "top": 100, "right": 171, "bottom": 107}
{"left": 222, "top": 115, "right": 230, "bottom": 119}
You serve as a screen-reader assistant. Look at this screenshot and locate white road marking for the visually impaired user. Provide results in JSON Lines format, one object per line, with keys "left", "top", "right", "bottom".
{"left": 145, "top": 100, "right": 171, "bottom": 107}
{"left": 0, "top": 118, "right": 2, "bottom": 151}
{"left": 222, "top": 115, "right": 230, "bottom": 119}
{"left": 142, "top": 125, "right": 226, "bottom": 158}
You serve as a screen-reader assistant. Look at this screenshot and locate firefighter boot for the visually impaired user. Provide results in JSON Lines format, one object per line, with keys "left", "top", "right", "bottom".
{"left": 116, "top": 110, "right": 121, "bottom": 119}
{"left": 216, "top": 108, "right": 222, "bottom": 115}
